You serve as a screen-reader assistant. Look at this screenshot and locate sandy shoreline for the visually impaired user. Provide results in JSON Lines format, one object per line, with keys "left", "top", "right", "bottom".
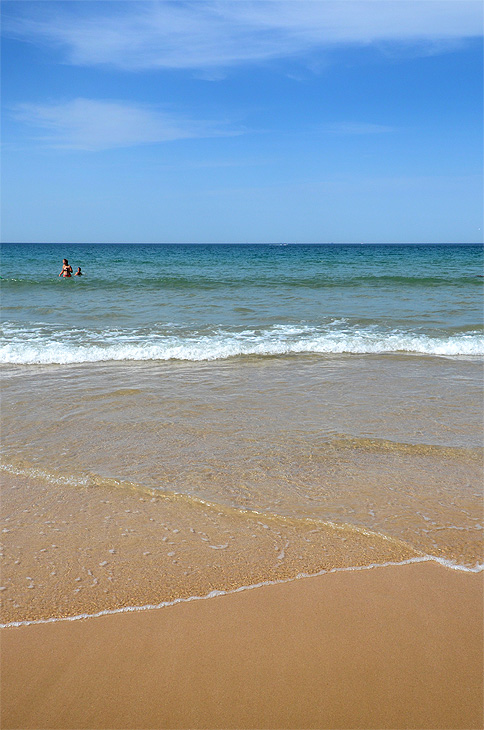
{"left": 1, "top": 561, "right": 482, "bottom": 730}
{"left": 1, "top": 470, "right": 427, "bottom": 626}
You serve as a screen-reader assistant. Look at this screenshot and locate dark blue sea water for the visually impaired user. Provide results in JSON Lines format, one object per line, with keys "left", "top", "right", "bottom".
{"left": 1, "top": 243, "right": 482, "bottom": 363}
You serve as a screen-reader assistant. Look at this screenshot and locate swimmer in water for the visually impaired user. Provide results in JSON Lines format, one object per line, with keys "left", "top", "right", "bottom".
{"left": 75, "top": 267, "right": 83, "bottom": 276}
{"left": 59, "top": 259, "right": 73, "bottom": 277}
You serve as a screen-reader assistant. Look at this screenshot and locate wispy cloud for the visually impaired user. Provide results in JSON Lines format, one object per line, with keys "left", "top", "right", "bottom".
{"left": 4, "top": 1, "right": 482, "bottom": 72}
{"left": 12, "top": 98, "right": 238, "bottom": 150}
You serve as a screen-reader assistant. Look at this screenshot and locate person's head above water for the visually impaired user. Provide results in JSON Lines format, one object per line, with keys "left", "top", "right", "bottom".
{"left": 59, "top": 259, "right": 73, "bottom": 277}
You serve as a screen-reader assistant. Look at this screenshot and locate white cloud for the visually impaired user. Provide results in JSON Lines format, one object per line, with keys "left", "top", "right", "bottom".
{"left": 4, "top": 1, "right": 482, "bottom": 72}
{"left": 12, "top": 98, "right": 237, "bottom": 150}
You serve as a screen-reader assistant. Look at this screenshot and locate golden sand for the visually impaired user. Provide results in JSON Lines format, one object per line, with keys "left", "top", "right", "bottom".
{"left": 1, "top": 561, "right": 482, "bottom": 730}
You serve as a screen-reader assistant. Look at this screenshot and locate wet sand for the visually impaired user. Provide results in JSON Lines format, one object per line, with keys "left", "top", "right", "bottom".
{"left": 1, "top": 561, "right": 482, "bottom": 730}
{"left": 0, "top": 470, "right": 422, "bottom": 626}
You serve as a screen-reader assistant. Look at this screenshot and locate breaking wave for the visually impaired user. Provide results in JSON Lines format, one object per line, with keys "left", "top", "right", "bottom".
{"left": 1, "top": 323, "right": 483, "bottom": 364}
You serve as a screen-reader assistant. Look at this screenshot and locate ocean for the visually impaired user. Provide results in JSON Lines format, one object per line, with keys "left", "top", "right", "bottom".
{"left": 1, "top": 243, "right": 483, "bottom": 363}
{"left": 1, "top": 242, "right": 483, "bottom": 624}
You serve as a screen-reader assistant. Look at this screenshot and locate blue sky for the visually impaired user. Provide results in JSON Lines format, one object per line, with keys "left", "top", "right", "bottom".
{"left": 1, "top": 0, "right": 482, "bottom": 243}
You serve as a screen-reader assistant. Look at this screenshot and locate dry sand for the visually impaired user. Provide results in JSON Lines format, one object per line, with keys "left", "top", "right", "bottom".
{"left": 1, "top": 560, "right": 482, "bottom": 730}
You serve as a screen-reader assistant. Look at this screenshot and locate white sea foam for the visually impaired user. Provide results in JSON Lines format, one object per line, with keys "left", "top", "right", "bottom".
{"left": 1, "top": 325, "right": 483, "bottom": 364}
{"left": 1, "top": 556, "right": 482, "bottom": 629}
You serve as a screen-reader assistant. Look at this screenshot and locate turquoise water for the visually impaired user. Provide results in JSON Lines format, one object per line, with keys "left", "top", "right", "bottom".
{"left": 1, "top": 243, "right": 483, "bottom": 363}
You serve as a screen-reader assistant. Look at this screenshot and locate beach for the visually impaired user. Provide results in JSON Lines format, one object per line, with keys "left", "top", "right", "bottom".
{"left": 1, "top": 243, "right": 483, "bottom": 728}
{"left": 1, "top": 395, "right": 482, "bottom": 730}
{"left": 2, "top": 0, "right": 484, "bottom": 721}
{"left": 2, "top": 561, "right": 482, "bottom": 729}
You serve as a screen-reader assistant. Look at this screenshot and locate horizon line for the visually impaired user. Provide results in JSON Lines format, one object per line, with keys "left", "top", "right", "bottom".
{"left": 1, "top": 241, "right": 482, "bottom": 246}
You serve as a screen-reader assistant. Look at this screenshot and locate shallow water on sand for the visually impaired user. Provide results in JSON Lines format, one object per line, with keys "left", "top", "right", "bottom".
{"left": 2, "top": 356, "right": 483, "bottom": 571}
